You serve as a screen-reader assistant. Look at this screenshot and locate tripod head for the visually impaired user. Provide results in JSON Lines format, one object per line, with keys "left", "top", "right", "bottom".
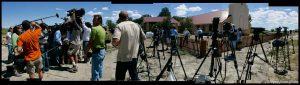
{"left": 251, "top": 27, "right": 266, "bottom": 41}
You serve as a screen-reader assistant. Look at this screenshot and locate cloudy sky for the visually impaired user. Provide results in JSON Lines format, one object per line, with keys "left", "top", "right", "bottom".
{"left": 2, "top": 2, "right": 298, "bottom": 30}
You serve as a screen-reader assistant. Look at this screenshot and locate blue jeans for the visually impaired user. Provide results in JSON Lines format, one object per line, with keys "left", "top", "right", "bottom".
{"left": 7, "top": 45, "right": 13, "bottom": 61}
{"left": 42, "top": 52, "right": 49, "bottom": 70}
{"left": 91, "top": 48, "right": 106, "bottom": 81}
{"left": 53, "top": 46, "right": 61, "bottom": 66}
{"left": 230, "top": 40, "right": 237, "bottom": 50}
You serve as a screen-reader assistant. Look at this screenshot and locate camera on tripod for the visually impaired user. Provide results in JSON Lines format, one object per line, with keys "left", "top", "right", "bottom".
{"left": 67, "top": 8, "right": 85, "bottom": 18}
{"left": 251, "top": 27, "right": 265, "bottom": 35}
{"left": 223, "top": 22, "right": 232, "bottom": 33}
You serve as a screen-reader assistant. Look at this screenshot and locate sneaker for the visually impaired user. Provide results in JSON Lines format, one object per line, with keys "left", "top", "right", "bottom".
{"left": 68, "top": 66, "right": 78, "bottom": 73}
{"left": 13, "top": 70, "right": 22, "bottom": 77}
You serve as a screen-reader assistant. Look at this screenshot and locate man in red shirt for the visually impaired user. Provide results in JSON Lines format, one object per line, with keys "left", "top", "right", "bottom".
{"left": 17, "top": 20, "right": 43, "bottom": 80}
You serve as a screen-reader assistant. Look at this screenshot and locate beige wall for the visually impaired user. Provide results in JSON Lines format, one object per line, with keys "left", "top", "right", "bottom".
{"left": 229, "top": 3, "right": 251, "bottom": 35}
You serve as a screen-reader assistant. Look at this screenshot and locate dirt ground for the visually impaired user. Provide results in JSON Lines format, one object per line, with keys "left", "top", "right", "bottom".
{"left": 1, "top": 33, "right": 298, "bottom": 83}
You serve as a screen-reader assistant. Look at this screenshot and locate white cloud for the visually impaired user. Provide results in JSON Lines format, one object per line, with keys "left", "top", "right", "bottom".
{"left": 211, "top": 9, "right": 219, "bottom": 12}
{"left": 102, "top": 7, "right": 109, "bottom": 10}
{"left": 93, "top": 8, "right": 97, "bottom": 10}
{"left": 104, "top": 11, "right": 120, "bottom": 21}
{"left": 188, "top": 6, "right": 202, "bottom": 12}
{"left": 284, "top": 9, "right": 291, "bottom": 11}
{"left": 56, "top": 8, "right": 64, "bottom": 11}
{"left": 250, "top": 7, "right": 298, "bottom": 30}
{"left": 105, "top": 10, "right": 142, "bottom": 22}
{"left": 174, "top": 4, "right": 202, "bottom": 17}
{"left": 87, "top": 11, "right": 102, "bottom": 16}
{"left": 127, "top": 10, "right": 142, "bottom": 19}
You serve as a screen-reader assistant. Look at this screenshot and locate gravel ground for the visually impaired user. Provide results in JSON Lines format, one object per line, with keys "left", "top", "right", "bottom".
{"left": 1, "top": 33, "right": 298, "bottom": 83}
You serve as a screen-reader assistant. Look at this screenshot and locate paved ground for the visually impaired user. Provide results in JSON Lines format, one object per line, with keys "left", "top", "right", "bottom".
{"left": 1, "top": 33, "right": 298, "bottom": 83}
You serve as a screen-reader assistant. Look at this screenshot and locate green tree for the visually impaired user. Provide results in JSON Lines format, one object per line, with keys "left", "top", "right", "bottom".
{"left": 178, "top": 17, "right": 194, "bottom": 33}
{"left": 106, "top": 20, "right": 116, "bottom": 30}
{"left": 270, "top": 29, "right": 275, "bottom": 32}
{"left": 158, "top": 7, "right": 171, "bottom": 17}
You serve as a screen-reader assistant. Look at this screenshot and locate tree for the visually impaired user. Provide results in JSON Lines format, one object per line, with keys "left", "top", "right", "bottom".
{"left": 158, "top": 7, "right": 171, "bottom": 17}
{"left": 178, "top": 17, "right": 194, "bottom": 33}
{"left": 106, "top": 20, "right": 116, "bottom": 30}
{"left": 270, "top": 29, "right": 275, "bottom": 32}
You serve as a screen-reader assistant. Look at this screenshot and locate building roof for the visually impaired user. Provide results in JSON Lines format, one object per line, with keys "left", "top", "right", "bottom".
{"left": 143, "top": 17, "right": 180, "bottom": 25}
{"left": 191, "top": 10, "right": 229, "bottom": 25}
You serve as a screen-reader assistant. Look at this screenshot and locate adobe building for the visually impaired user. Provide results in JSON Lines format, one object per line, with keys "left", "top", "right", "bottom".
{"left": 191, "top": 3, "right": 251, "bottom": 35}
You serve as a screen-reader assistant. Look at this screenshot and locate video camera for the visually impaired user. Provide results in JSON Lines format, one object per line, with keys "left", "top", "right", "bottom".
{"left": 223, "top": 22, "right": 232, "bottom": 32}
{"left": 67, "top": 8, "right": 85, "bottom": 18}
{"left": 251, "top": 27, "right": 265, "bottom": 35}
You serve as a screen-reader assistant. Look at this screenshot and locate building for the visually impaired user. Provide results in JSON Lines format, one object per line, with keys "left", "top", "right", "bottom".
{"left": 143, "top": 17, "right": 181, "bottom": 31}
{"left": 191, "top": 3, "right": 251, "bottom": 35}
{"left": 191, "top": 10, "right": 229, "bottom": 34}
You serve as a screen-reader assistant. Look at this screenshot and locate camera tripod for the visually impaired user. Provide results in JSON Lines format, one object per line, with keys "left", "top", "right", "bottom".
{"left": 270, "top": 27, "right": 292, "bottom": 74}
{"left": 220, "top": 32, "right": 240, "bottom": 82}
{"left": 156, "top": 36, "right": 188, "bottom": 81}
{"left": 192, "top": 17, "right": 225, "bottom": 84}
{"left": 146, "top": 34, "right": 163, "bottom": 70}
{"left": 137, "top": 35, "right": 151, "bottom": 81}
{"left": 239, "top": 32, "right": 270, "bottom": 83}
{"left": 290, "top": 31, "right": 295, "bottom": 54}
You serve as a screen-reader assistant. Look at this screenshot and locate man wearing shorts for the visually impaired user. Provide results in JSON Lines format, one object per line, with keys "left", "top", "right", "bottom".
{"left": 67, "top": 10, "right": 83, "bottom": 73}
{"left": 17, "top": 20, "right": 43, "bottom": 79}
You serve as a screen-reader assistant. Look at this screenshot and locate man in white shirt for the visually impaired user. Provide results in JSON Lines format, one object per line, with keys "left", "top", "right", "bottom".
{"left": 6, "top": 27, "right": 13, "bottom": 63}
{"left": 82, "top": 22, "right": 92, "bottom": 62}
{"left": 112, "top": 11, "right": 146, "bottom": 81}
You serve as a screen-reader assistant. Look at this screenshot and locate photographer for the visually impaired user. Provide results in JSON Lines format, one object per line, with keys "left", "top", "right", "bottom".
{"left": 236, "top": 28, "right": 242, "bottom": 51}
{"left": 112, "top": 11, "right": 146, "bottom": 81}
{"left": 66, "top": 9, "right": 84, "bottom": 73}
{"left": 17, "top": 20, "right": 43, "bottom": 80}
{"left": 228, "top": 24, "right": 238, "bottom": 53}
{"left": 196, "top": 27, "right": 203, "bottom": 40}
{"left": 170, "top": 26, "right": 178, "bottom": 46}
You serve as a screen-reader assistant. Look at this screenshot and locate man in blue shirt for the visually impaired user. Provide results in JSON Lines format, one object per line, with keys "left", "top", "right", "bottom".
{"left": 53, "top": 25, "right": 62, "bottom": 67}
{"left": 170, "top": 27, "right": 178, "bottom": 50}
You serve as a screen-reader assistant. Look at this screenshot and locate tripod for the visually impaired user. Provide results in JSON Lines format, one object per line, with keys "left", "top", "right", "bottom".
{"left": 192, "top": 17, "right": 224, "bottom": 84}
{"left": 221, "top": 31, "right": 240, "bottom": 82}
{"left": 239, "top": 29, "right": 270, "bottom": 83}
{"left": 137, "top": 35, "right": 151, "bottom": 81}
{"left": 155, "top": 36, "right": 188, "bottom": 81}
{"left": 270, "top": 27, "right": 291, "bottom": 73}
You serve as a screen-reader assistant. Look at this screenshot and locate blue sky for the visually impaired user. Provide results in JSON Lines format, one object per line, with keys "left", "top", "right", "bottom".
{"left": 2, "top": 2, "right": 298, "bottom": 30}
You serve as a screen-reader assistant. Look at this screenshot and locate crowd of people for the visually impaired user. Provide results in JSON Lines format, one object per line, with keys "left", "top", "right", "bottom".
{"left": 4, "top": 10, "right": 146, "bottom": 81}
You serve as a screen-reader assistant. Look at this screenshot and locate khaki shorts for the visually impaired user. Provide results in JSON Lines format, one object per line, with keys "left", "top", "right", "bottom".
{"left": 67, "top": 44, "right": 80, "bottom": 56}
{"left": 26, "top": 57, "right": 43, "bottom": 74}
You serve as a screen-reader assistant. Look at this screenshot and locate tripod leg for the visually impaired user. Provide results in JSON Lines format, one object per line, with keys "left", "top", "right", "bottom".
{"left": 156, "top": 55, "right": 173, "bottom": 81}
{"left": 175, "top": 47, "right": 188, "bottom": 80}
{"left": 156, "top": 46, "right": 162, "bottom": 70}
{"left": 258, "top": 39, "right": 269, "bottom": 63}
{"left": 192, "top": 48, "right": 212, "bottom": 80}
{"left": 144, "top": 59, "right": 151, "bottom": 81}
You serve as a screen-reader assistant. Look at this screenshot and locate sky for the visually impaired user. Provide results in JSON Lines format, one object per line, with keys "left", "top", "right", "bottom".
{"left": 1, "top": 2, "right": 299, "bottom": 30}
